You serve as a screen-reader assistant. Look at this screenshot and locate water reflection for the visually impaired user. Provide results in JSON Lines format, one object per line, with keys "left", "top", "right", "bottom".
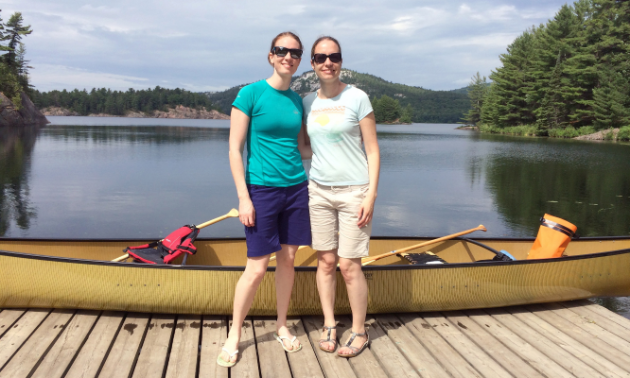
{"left": 0, "top": 126, "right": 40, "bottom": 235}
{"left": 483, "top": 136, "right": 630, "bottom": 236}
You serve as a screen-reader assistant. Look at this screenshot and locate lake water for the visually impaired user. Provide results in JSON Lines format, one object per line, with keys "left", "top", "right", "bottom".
{"left": 1, "top": 116, "right": 629, "bottom": 317}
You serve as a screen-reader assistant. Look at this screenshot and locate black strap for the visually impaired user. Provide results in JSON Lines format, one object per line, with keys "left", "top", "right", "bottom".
{"left": 540, "top": 217, "right": 575, "bottom": 238}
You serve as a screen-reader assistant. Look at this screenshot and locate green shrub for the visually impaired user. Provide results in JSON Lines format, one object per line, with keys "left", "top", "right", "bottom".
{"left": 577, "top": 126, "right": 596, "bottom": 136}
{"left": 617, "top": 126, "right": 630, "bottom": 141}
{"left": 548, "top": 126, "right": 578, "bottom": 138}
{"left": 603, "top": 128, "right": 615, "bottom": 140}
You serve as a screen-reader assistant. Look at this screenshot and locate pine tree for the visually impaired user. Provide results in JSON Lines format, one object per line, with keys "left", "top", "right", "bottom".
{"left": 462, "top": 72, "right": 487, "bottom": 126}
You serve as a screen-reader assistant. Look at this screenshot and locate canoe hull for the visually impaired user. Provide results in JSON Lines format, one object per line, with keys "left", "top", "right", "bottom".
{"left": 2, "top": 244, "right": 629, "bottom": 315}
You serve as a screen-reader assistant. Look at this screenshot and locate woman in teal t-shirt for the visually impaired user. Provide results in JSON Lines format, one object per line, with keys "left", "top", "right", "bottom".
{"left": 217, "top": 31, "right": 311, "bottom": 367}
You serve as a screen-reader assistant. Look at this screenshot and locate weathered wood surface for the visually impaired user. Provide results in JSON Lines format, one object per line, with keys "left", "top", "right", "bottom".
{"left": 1, "top": 301, "right": 630, "bottom": 378}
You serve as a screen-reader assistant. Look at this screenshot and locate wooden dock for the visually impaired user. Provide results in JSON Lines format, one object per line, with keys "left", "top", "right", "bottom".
{"left": 1, "top": 300, "right": 630, "bottom": 378}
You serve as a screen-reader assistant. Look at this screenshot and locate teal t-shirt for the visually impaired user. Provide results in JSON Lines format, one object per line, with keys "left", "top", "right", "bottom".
{"left": 233, "top": 80, "right": 307, "bottom": 187}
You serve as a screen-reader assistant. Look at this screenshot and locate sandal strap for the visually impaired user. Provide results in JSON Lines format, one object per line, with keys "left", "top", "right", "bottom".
{"left": 221, "top": 347, "right": 239, "bottom": 357}
{"left": 322, "top": 325, "right": 337, "bottom": 340}
{"left": 344, "top": 331, "right": 366, "bottom": 347}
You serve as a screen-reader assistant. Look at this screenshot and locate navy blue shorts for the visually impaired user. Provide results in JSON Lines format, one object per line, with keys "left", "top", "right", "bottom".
{"left": 245, "top": 180, "right": 312, "bottom": 257}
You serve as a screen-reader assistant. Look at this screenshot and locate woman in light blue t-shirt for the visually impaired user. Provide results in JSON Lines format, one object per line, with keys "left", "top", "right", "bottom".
{"left": 300, "top": 36, "right": 381, "bottom": 358}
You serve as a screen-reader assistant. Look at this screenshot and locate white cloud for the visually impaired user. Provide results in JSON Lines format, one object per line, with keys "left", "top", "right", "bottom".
{"left": 13, "top": 0, "right": 569, "bottom": 91}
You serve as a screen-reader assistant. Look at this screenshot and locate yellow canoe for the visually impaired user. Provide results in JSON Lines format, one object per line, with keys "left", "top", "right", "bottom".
{"left": 1, "top": 236, "right": 629, "bottom": 315}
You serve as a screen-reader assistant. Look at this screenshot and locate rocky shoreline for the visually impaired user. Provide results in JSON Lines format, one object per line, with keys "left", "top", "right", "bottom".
{"left": 0, "top": 92, "right": 49, "bottom": 127}
{"left": 41, "top": 105, "right": 230, "bottom": 120}
{"left": 574, "top": 128, "right": 619, "bottom": 141}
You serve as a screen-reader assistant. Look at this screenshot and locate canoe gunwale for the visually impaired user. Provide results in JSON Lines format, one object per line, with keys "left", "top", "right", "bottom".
{"left": 0, "top": 235, "right": 629, "bottom": 243}
{"left": 1, "top": 246, "right": 629, "bottom": 272}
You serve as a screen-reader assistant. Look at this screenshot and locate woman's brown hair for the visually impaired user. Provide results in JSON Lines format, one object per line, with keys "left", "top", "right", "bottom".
{"left": 310, "top": 36, "right": 342, "bottom": 60}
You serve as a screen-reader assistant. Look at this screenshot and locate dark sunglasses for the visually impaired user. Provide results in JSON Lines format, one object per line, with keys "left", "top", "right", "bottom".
{"left": 271, "top": 46, "right": 303, "bottom": 59}
{"left": 311, "top": 53, "right": 342, "bottom": 64}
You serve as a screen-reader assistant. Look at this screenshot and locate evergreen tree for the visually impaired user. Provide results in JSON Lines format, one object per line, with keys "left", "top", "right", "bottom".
{"left": 373, "top": 95, "right": 401, "bottom": 123}
{"left": 3, "top": 12, "right": 31, "bottom": 70}
{"left": 462, "top": 72, "right": 487, "bottom": 126}
{"left": 400, "top": 104, "right": 413, "bottom": 124}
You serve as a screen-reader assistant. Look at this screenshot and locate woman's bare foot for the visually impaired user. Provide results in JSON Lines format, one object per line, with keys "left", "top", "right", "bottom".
{"left": 338, "top": 332, "right": 368, "bottom": 357}
{"left": 276, "top": 325, "right": 301, "bottom": 351}
{"left": 220, "top": 333, "right": 240, "bottom": 364}
{"left": 319, "top": 326, "right": 337, "bottom": 352}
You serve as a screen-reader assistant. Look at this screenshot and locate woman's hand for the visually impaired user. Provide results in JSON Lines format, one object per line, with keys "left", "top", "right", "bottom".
{"left": 357, "top": 191, "right": 376, "bottom": 228}
{"left": 239, "top": 197, "right": 256, "bottom": 227}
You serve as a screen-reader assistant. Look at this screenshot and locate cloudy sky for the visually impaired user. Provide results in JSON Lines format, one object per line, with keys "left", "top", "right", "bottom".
{"left": 6, "top": 0, "right": 568, "bottom": 92}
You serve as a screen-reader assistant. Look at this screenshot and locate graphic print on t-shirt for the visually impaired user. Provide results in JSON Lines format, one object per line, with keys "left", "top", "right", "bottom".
{"left": 310, "top": 105, "right": 346, "bottom": 143}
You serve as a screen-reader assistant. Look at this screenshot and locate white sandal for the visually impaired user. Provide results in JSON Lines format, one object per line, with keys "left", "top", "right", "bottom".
{"left": 216, "top": 347, "right": 239, "bottom": 367}
{"left": 273, "top": 332, "right": 302, "bottom": 353}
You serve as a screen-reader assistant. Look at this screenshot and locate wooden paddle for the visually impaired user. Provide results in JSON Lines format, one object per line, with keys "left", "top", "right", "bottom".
{"left": 269, "top": 245, "right": 309, "bottom": 261}
{"left": 111, "top": 208, "right": 240, "bottom": 262}
{"left": 361, "top": 225, "right": 487, "bottom": 266}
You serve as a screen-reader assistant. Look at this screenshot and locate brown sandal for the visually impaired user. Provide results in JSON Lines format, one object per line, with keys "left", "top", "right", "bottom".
{"left": 318, "top": 325, "right": 337, "bottom": 353}
{"left": 338, "top": 331, "right": 369, "bottom": 358}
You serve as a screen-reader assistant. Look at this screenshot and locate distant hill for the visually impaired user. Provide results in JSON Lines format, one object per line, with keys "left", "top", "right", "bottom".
{"left": 206, "top": 69, "right": 470, "bottom": 124}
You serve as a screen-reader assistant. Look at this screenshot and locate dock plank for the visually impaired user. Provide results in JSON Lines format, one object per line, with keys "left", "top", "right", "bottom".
{"left": 286, "top": 318, "right": 325, "bottom": 378}
{"left": 399, "top": 313, "right": 483, "bottom": 378}
{"left": 527, "top": 304, "right": 630, "bottom": 372}
{"left": 64, "top": 311, "right": 125, "bottom": 378}
{"left": 252, "top": 317, "right": 292, "bottom": 378}
{"left": 303, "top": 316, "right": 357, "bottom": 378}
{"left": 0, "top": 309, "right": 51, "bottom": 371}
{"left": 375, "top": 314, "right": 449, "bottom": 378}
{"left": 30, "top": 310, "right": 100, "bottom": 378}
{"left": 364, "top": 316, "right": 420, "bottom": 378}
{"left": 132, "top": 314, "right": 176, "bottom": 378}
{"left": 230, "top": 318, "right": 259, "bottom": 378}
{"left": 336, "top": 315, "right": 389, "bottom": 378}
{"left": 576, "top": 300, "right": 630, "bottom": 331}
{"left": 165, "top": 315, "right": 201, "bottom": 378}
{"left": 98, "top": 313, "right": 150, "bottom": 378}
{"left": 423, "top": 312, "right": 513, "bottom": 378}
{"left": 465, "top": 309, "right": 574, "bottom": 378}
{"left": 507, "top": 306, "right": 630, "bottom": 378}
{"left": 443, "top": 311, "right": 544, "bottom": 378}
{"left": 0, "top": 309, "right": 25, "bottom": 339}
{"left": 199, "top": 316, "right": 228, "bottom": 378}
{"left": 563, "top": 302, "right": 630, "bottom": 345}
{"left": 488, "top": 307, "right": 605, "bottom": 378}
{"left": 0, "top": 309, "right": 75, "bottom": 378}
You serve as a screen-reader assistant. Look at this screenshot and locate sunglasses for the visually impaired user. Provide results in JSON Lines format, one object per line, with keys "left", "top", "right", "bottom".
{"left": 271, "top": 46, "right": 303, "bottom": 59}
{"left": 311, "top": 53, "right": 342, "bottom": 64}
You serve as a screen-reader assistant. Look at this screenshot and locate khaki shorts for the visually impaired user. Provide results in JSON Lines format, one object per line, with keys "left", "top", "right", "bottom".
{"left": 308, "top": 180, "right": 372, "bottom": 258}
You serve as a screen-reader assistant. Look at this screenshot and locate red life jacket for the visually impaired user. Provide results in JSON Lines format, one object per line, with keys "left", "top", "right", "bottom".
{"left": 124, "top": 225, "right": 200, "bottom": 264}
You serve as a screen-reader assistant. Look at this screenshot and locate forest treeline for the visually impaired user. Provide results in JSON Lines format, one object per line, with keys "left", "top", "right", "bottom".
{"left": 0, "top": 10, "right": 32, "bottom": 109}
{"left": 31, "top": 87, "right": 218, "bottom": 116}
{"left": 464, "top": 0, "right": 630, "bottom": 139}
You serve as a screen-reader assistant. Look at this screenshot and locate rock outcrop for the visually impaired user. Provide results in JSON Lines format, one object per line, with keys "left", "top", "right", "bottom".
{"left": 40, "top": 104, "right": 230, "bottom": 120}
{"left": 574, "top": 128, "right": 619, "bottom": 141}
{"left": 0, "top": 92, "right": 49, "bottom": 127}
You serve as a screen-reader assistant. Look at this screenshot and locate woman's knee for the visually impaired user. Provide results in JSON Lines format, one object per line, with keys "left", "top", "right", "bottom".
{"left": 339, "top": 259, "right": 362, "bottom": 281}
{"left": 317, "top": 251, "right": 337, "bottom": 273}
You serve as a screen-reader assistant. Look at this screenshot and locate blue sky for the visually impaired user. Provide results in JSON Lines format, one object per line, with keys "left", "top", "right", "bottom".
{"left": 6, "top": 0, "right": 570, "bottom": 92}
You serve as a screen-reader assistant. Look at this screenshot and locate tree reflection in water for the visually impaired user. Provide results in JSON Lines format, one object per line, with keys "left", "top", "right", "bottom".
{"left": 0, "top": 125, "right": 41, "bottom": 236}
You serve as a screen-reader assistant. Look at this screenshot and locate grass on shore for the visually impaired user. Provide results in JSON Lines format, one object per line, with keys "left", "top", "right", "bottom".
{"left": 481, "top": 123, "right": 630, "bottom": 140}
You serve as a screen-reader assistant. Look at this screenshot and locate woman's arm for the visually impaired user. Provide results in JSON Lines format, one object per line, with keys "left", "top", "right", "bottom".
{"left": 297, "top": 121, "right": 313, "bottom": 160}
{"left": 357, "top": 112, "right": 380, "bottom": 228}
{"left": 229, "top": 107, "right": 255, "bottom": 227}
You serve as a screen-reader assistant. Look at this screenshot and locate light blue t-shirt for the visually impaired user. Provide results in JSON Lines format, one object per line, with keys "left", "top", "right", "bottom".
{"left": 303, "top": 85, "right": 373, "bottom": 185}
{"left": 233, "top": 80, "right": 307, "bottom": 187}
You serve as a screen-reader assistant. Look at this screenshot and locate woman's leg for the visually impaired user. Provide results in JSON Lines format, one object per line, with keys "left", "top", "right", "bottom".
{"left": 338, "top": 257, "right": 368, "bottom": 355}
{"left": 221, "top": 255, "right": 270, "bottom": 363}
{"left": 317, "top": 249, "right": 339, "bottom": 351}
{"left": 274, "top": 243, "right": 301, "bottom": 350}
